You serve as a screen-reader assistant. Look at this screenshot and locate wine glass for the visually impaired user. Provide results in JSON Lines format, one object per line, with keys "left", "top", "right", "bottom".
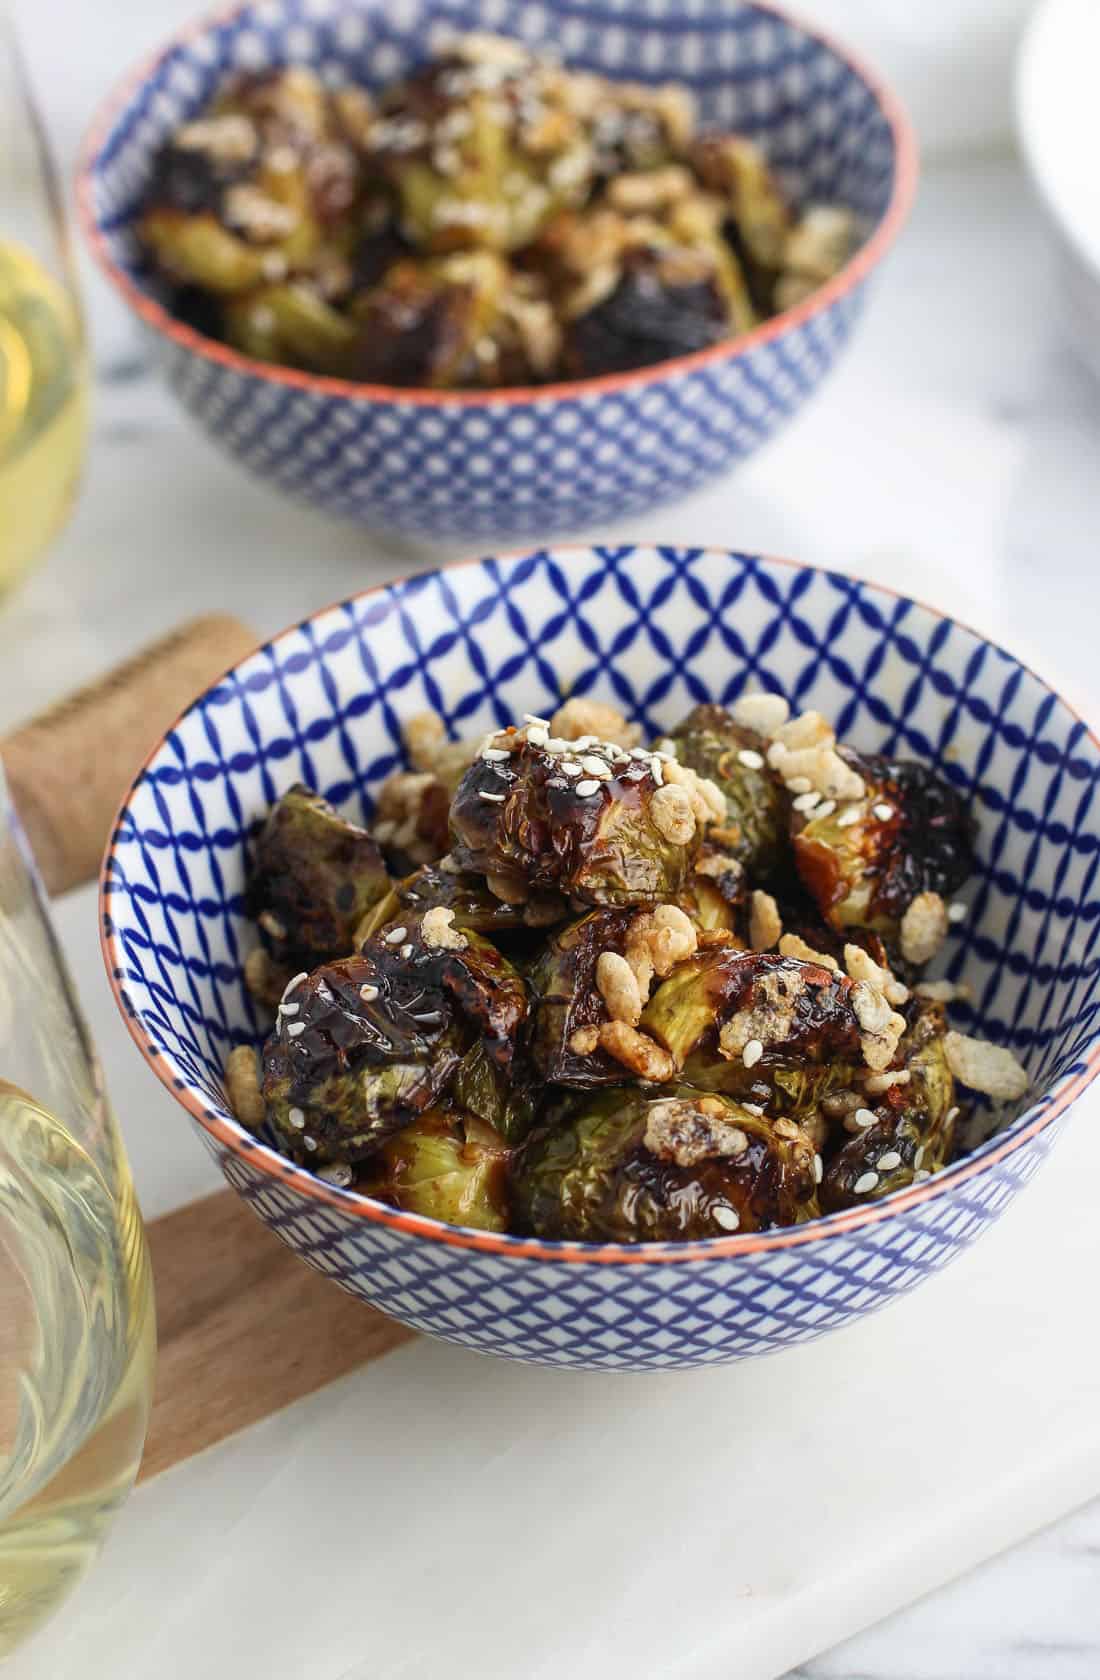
{"left": 0, "top": 8, "right": 88, "bottom": 596}
{"left": 0, "top": 770, "right": 156, "bottom": 1657}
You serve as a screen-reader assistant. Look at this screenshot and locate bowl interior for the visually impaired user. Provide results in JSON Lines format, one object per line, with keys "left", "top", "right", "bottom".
{"left": 104, "top": 545, "right": 1100, "bottom": 1235}
{"left": 85, "top": 0, "right": 900, "bottom": 357}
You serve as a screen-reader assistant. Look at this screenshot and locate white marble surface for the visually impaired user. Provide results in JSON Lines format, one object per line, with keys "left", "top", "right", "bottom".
{"left": 3, "top": 152, "right": 1100, "bottom": 1674}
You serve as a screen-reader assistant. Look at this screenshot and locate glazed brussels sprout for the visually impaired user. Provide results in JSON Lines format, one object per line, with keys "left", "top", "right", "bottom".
{"left": 820, "top": 1002, "right": 959, "bottom": 1211}
{"left": 792, "top": 751, "right": 976, "bottom": 947}
{"left": 513, "top": 1085, "right": 819, "bottom": 1241}
{"left": 640, "top": 949, "right": 863, "bottom": 1115}
{"left": 528, "top": 909, "right": 640, "bottom": 1086}
{"left": 223, "top": 281, "right": 354, "bottom": 372}
{"left": 367, "top": 39, "right": 593, "bottom": 255}
{"left": 449, "top": 724, "right": 720, "bottom": 908}
{"left": 669, "top": 703, "right": 790, "bottom": 876}
{"left": 356, "top": 861, "right": 557, "bottom": 945}
{"left": 358, "top": 1108, "right": 512, "bottom": 1230}
{"left": 246, "top": 783, "right": 389, "bottom": 971}
{"left": 261, "top": 914, "right": 528, "bottom": 1164}
{"left": 563, "top": 239, "right": 734, "bottom": 378}
{"left": 139, "top": 69, "right": 364, "bottom": 297}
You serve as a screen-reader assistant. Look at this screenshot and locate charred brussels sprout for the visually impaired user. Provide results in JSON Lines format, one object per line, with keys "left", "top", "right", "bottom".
{"left": 640, "top": 949, "right": 861, "bottom": 1117}
{"left": 359, "top": 1108, "right": 512, "bottom": 1231}
{"left": 669, "top": 704, "right": 789, "bottom": 876}
{"left": 513, "top": 1086, "right": 819, "bottom": 1241}
{"left": 367, "top": 43, "right": 592, "bottom": 255}
{"left": 450, "top": 729, "right": 702, "bottom": 908}
{"left": 247, "top": 784, "right": 390, "bottom": 971}
{"left": 356, "top": 862, "right": 548, "bottom": 944}
{"left": 223, "top": 282, "right": 355, "bottom": 373}
{"left": 348, "top": 251, "right": 508, "bottom": 387}
{"left": 792, "top": 752, "right": 975, "bottom": 943}
{"left": 820, "top": 1002, "right": 959, "bottom": 1211}
{"left": 528, "top": 909, "right": 639, "bottom": 1086}
{"left": 563, "top": 243, "right": 732, "bottom": 378}
{"left": 261, "top": 917, "right": 529, "bottom": 1164}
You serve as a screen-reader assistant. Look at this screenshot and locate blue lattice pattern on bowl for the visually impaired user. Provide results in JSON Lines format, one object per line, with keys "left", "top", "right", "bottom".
{"left": 78, "top": 0, "right": 916, "bottom": 540}
{"left": 101, "top": 546, "right": 1100, "bottom": 1370}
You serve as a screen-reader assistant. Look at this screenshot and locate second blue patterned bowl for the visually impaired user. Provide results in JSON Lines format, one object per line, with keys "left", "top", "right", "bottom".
{"left": 78, "top": 0, "right": 915, "bottom": 541}
{"left": 101, "top": 545, "right": 1100, "bottom": 1371}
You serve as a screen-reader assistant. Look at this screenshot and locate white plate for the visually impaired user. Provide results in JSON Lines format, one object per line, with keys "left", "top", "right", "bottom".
{"left": 1016, "top": 0, "right": 1100, "bottom": 377}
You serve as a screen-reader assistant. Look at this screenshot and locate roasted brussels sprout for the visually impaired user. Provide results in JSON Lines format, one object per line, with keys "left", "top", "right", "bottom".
{"left": 367, "top": 39, "right": 592, "bottom": 255}
{"left": 222, "top": 281, "right": 355, "bottom": 372}
{"left": 513, "top": 1086, "right": 819, "bottom": 1240}
{"left": 246, "top": 783, "right": 390, "bottom": 971}
{"left": 450, "top": 725, "right": 715, "bottom": 907}
{"left": 358, "top": 862, "right": 530, "bottom": 943}
{"left": 792, "top": 751, "right": 975, "bottom": 946}
{"left": 669, "top": 703, "right": 789, "bottom": 876}
{"left": 139, "top": 69, "right": 362, "bottom": 298}
{"left": 563, "top": 241, "right": 733, "bottom": 378}
{"left": 640, "top": 949, "right": 862, "bottom": 1117}
{"left": 528, "top": 909, "right": 638, "bottom": 1086}
{"left": 261, "top": 914, "right": 528, "bottom": 1164}
{"left": 358, "top": 1108, "right": 512, "bottom": 1230}
{"left": 820, "top": 1002, "right": 959, "bottom": 1211}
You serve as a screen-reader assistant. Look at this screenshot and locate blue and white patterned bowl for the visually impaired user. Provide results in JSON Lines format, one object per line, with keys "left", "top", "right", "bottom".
{"left": 78, "top": 0, "right": 916, "bottom": 542}
{"left": 101, "top": 545, "right": 1100, "bottom": 1370}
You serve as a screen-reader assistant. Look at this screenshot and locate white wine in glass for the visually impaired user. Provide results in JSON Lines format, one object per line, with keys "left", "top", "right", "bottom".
{"left": 0, "top": 13, "right": 87, "bottom": 595}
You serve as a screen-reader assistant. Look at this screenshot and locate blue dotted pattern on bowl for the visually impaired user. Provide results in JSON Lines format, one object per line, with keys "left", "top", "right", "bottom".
{"left": 84, "top": 0, "right": 901, "bottom": 539}
{"left": 104, "top": 547, "right": 1100, "bottom": 1368}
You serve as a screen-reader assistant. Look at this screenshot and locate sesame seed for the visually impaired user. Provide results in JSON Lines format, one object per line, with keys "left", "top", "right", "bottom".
{"left": 712, "top": 1204, "right": 740, "bottom": 1232}
{"left": 742, "top": 1039, "right": 764, "bottom": 1068}
{"left": 481, "top": 746, "right": 511, "bottom": 761}
{"left": 479, "top": 790, "right": 506, "bottom": 803}
{"left": 741, "top": 1102, "right": 764, "bottom": 1116}
{"left": 288, "top": 1107, "right": 305, "bottom": 1130}
{"left": 384, "top": 926, "right": 408, "bottom": 944}
{"left": 523, "top": 713, "right": 550, "bottom": 729}
{"left": 853, "top": 1107, "right": 876, "bottom": 1129}
{"left": 287, "top": 1022, "right": 306, "bottom": 1038}
{"left": 945, "top": 1105, "right": 960, "bottom": 1125}
{"left": 786, "top": 776, "right": 813, "bottom": 794}
{"left": 302, "top": 1135, "right": 317, "bottom": 1152}
{"left": 560, "top": 760, "right": 583, "bottom": 776}
{"left": 814, "top": 1153, "right": 824, "bottom": 1184}
{"left": 574, "top": 778, "right": 602, "bottom": 797}
{"left": 545, "top": 737, "right": 571, "bottom": 753}
{"left": 359, "top": 984, "right": 379, "bottom": 1002}
{"left": 630, "top": 745, "right": 652, "bottom": 758}
{"left": 837, "top": 806, "right": 861, "bottom": 828}
{"left": 792, "top": 791, "right": 821, "bottom": 813}
{"left": 652, "top": 749, "right": 675, "bottom": 762}
{"left": 572, "top": 735, "right": 597, "bottom": 750}
{"left": 317, "top": 1162, "right": 353, "bottom": 1188}
{"left": 278, "top": 1000, "right": 300, "bottom": 1017}
{"left": 400, "top": 943, "right": 414, "bottom": 960}
{"left": 281, "top": 971, "right": 309, "bottom": 1003}
{"left": 814, "top": 799, "right": 837, "bottom": 820}
{"left": 737, "top": 748, "right": 765, "bottom": 770}
{"left": 853, "top": 1171, "right": 880, "bottom": 1195}
{"left": 914, "top": 1169, "right": 932, "bottom": 1182}
{"left": 580, "top": 755, "right": 611, "bottom": 777}
{"left": 948, "top": 901, "right": 968, "bottom": 923}
{"left": 526, "top": 726, "right": 549, "bottom": 747}
{"left": 914, "top": 1145, "right": 925, "bottom": 1168}
{"left": 873, "top": 802, "right": 894, "bottom": 822}
{"left": 878, "top": 1150, "right": 902, "bottom": 1171}
{"left": 651, "top": 760, "right": 664, "bottom": 786}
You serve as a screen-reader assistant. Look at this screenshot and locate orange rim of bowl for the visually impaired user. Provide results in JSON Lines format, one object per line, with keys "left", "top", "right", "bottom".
{"left": 99, "top": 544, "right": 1100, "bottom": 1264}
{"left": 76, "top": 0, "right": 919, "bottom": 410}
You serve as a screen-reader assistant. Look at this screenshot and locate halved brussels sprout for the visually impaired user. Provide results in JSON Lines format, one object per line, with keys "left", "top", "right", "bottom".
{"left": 246, "top": 783, "right": 390, "bottom": 971}
{"left": 223, "top": 282, "right": 355, "bottom": 372}
{"left": 513, "top": 1085, "right": 819, "bottom": 1241}
{"left": 639, "top": 949, "right": 862, "bottom": 1119}
{"left": 527, "top": 909, "right": 639, "bottom": 1086}
{"left": 792, "top": 752, "right": 975, "bottom": 944}
{"left": 356, "top": 862, "right": 539, "bottom": 945}
{"left": 450, "top": 731, "right": 699, "bottom": 907}
{"left": 348, "top": 251, "right": 511, "bottom": 386}
{"left": 261, "top": 917, "right": 529, "bottom": 1164}
{"left": 563, "top": 242, "right": 732, "bottom": 378}
{"left": 820, "top": 1002, "right": 959, "bottom": 1210}
{"left": 358, "top": 1108, "right": 512, "bottom": 1231}
{"left": 368, "top": 47, "right": 592, "bottom": 254}
{"left": 669, "top": 703, "right": 789, "bottom": 876}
